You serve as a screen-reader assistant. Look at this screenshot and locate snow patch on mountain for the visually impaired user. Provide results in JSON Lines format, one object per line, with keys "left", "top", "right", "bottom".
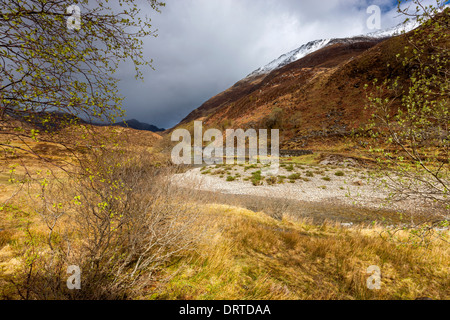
{"left": 247, "top": 39, "right": 331, "bottom": 78}
{"left": 246, "top": 18, "right": 422, "bottom": 79}
{"left": 364, "top": 18, "right": 420, "bottom": 38}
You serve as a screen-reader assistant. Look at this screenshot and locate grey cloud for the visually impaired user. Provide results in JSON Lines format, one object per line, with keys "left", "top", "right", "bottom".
{"left": 115, "top": 0, "right": 413, "bottom": 129}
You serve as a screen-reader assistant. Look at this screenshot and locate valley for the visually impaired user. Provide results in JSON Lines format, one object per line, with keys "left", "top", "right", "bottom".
{"left": 0, "top": 3, "right": 448, "bottom": 301}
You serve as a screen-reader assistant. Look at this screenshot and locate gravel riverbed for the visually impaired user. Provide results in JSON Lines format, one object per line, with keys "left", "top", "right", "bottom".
{"left": 172, "top": 164, "right": 415, "bottom": 213}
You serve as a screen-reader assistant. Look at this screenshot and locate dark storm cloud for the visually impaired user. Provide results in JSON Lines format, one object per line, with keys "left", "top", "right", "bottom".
{"left": 114, "top": 0, "right": 419, "bottom": 129}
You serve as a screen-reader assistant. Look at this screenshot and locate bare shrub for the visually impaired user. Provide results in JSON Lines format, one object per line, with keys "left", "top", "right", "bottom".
{"left": 236, "top": 192, "right": 293, "bottom": 221}
{"left": 8, "top": 149, "right": 204, "bottom": 299}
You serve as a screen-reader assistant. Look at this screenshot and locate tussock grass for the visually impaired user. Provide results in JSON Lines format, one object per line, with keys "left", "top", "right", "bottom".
{"left": 284, "top": 154, "right": 321, "bottom": 166}
{"left": 1, "top": 134, "right": 448, "bottom": 300}
{"left": 305, "top": 171, "right": 314, "bottom": 177}
{"left": 0, "top": 151, "right": 208, "bottom": 300}
{"left": 2, "top": 185, "right": 449, "bottom": 300}
{"left": 288, "top": 173, "right": 301, "bottom": 180}
{"left": 251, "top": 170, "right": 263, "bottom": 186}
{"left": 152, "top": 204, "right": 450, "bottom": 300}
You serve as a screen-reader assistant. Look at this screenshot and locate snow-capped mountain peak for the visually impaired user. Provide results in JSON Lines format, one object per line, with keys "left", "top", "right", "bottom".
{"left": 246, "top": 18, "right": 422, "bottom": 79}
{"left": 363, "top": 18, "right": 420, "bottom": 38}
{"left": 247, "top": 39, "right": 331, "bottom": 78}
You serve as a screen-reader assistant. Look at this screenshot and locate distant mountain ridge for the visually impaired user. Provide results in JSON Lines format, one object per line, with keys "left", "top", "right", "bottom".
{"left": 6, "top": 111, "right": 165, "bottom": 134}
{"left": 113, "top": 119, "right": 165, "bottom": 132}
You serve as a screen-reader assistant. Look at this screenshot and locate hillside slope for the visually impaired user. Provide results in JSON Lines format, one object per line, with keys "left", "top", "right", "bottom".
{"left": 174, "top": 14, "right": 448, "bottom": 150}
{"left": 112, "top": 119, "right": 165, "bottom": 132}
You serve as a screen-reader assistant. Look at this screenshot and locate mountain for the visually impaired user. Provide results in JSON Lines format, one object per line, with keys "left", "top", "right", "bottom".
{"left": 363, "top": 16, "right": 420, "bottom": 38}
{"left": 246, "top": 19, "right": 420, "bottom": 79}
{"left": 7, "top": 109, "right": 165, "bottom": 133}
{"left": 113, "top": 119, "right": 165, "bottom": 132}
{"left": 174, "top": 12, "right": 448, "bottom": 150}
{"left": 247, "top": 39, "right": 332, "bottom": 78}
{"left": 176, "top": 32, "right": 392, "bottom": 128}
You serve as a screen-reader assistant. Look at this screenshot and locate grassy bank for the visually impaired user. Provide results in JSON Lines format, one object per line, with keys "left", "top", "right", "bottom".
{"left": 0, "top": 133, "right": 448, "bottom": 300}
{"left": 1, "top": 179, "right": 449, "bottom": 300}
{"left": 150, "top": 204, "right": 449, "bottom": 300}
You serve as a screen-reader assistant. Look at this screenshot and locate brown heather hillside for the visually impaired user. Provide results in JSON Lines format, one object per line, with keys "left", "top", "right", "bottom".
{"left": 0, "top": 116, "right": 163, "bottom": 175}
{"left": 173, "top": 13, "right": 448, "bottom": 152}
{"left": 179, "top": 74, "right": 267, "bottom": 126}
{"left": 176, "top": 36, "right": 408, "bottom": 146}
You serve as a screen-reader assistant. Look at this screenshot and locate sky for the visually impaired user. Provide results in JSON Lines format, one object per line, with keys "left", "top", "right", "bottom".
{"left": 115, "top": 0, "right": 440, "bottom": 129}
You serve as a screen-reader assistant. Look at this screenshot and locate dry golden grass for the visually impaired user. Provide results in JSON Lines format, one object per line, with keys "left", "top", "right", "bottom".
{"left": 150, "top": 204, "right": 450, "bottom": 300}
{"left": 1, "top": 175, "right": 449, "bottom": 300}
{"left": 0, "top": 128, "right": 448, "bottom": 300}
